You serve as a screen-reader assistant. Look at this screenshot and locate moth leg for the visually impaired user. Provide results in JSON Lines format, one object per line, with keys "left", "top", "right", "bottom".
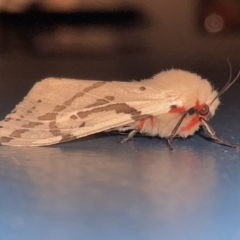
{"left": 121, "top": 129, "right": 139, "bottom": 143}
{"left": 201, "top": 118, "right": 239, "bottom": 149}
{"left": 121, "top": 118, "right": 146, "bottom": 143}
{"left": 167, "top": 112, "right": 188, "bottom": 151}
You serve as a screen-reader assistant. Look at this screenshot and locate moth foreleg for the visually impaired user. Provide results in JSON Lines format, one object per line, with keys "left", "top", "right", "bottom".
{"left": 201, "top": 118, "right": 239, "bottom": 149}
{"left": 166, "top": 112, "right": 188, "bottom": 151}
{"left": 121, "top": 129, "right": 139, "bottom": 143}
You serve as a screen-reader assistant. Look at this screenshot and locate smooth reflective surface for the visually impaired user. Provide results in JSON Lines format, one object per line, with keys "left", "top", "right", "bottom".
{"left": 1, "top": 131, "right": 240, "bottom": 240}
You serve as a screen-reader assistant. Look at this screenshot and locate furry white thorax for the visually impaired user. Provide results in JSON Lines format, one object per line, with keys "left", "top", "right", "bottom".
{"left": 133, "top": 69, "right": 220, "bottom": 138}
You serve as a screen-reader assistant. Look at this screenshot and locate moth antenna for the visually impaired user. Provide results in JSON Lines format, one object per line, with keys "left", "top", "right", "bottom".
{"left": 210, "top": 61, "right": 240, "bottom": 105}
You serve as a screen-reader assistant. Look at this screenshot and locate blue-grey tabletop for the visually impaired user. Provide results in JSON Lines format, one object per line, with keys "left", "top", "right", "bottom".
{"left": 0, "top": 55, "right": 240, "bottom": 240}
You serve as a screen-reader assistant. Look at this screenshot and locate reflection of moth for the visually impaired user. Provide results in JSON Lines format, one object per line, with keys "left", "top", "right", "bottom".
{"left": 0, "top": 69, "right": 239, "bottom": 149}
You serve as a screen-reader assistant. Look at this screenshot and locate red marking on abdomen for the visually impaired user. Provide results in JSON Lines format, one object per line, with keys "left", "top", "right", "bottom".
{"left": 138, "top": 117, "right": 154, "bottom": 129}
{"left": 169, "top": 106, "right": 186, "bottom": 113}
{"left": 138, "top": 119, "right": 145, "bottom": 129}
{"left": 181, "top": 115, "right": 199, "bottom": 131}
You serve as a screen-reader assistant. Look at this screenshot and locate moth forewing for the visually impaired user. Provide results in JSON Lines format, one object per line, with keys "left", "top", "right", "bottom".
{"left": 0, "top": 76, "right": 182, "bottom": 146}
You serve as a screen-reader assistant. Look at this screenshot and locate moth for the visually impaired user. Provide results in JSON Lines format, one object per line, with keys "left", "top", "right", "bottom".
{"left": 0, "top": 69, "right": 239, "bottom": 149}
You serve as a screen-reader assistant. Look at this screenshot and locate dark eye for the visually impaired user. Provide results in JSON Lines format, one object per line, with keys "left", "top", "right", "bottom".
{"left": 199, "top": 105, "right": 209, "bottom": 116}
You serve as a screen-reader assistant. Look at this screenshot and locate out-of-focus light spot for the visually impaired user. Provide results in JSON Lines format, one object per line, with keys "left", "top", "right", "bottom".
{"left": 204, "top": 14, "right": 224, "bottom": 33}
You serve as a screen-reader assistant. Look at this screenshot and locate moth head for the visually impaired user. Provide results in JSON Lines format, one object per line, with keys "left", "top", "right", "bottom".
{"left": 171, "top": 65, "right": 240, "bottom": 138}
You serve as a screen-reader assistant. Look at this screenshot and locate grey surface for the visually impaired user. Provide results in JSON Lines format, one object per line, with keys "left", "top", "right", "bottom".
{"left": 1, "top": 55, "right": 240, "bottom": 240}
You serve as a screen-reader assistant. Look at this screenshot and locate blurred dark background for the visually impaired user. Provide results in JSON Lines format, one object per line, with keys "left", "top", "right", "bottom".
{"left": 0, "top": 0, "right": 240, "bottom": 113}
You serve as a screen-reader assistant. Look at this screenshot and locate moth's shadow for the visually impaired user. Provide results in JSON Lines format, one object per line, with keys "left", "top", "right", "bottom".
{"left": 57, "top": 132, "right": 111, "bottom": 146}
{"left": 197, "top": 129, "right": 238, "bottom": 148}
{"left": 56, "top": 130, "right": 214, "bottom": 148}
{"left": 197, "top": 131, "right": 215, "bottom": 145}
{"left": 57, "top": 130, "right": 153, "bottom": 147}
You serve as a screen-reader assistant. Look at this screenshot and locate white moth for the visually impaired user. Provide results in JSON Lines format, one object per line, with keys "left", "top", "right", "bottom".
{"left": 0, "top": 69, "right": 239, "bottom": 149}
